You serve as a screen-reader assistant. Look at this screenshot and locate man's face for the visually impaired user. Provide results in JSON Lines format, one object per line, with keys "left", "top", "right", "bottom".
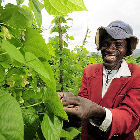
{"left": 101, "top": 37, "right": 127, "bottom": 70}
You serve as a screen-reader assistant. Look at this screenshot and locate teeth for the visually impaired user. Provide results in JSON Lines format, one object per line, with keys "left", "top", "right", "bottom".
{"left": 105, "top": 55, "right": 116, "bottom": 60}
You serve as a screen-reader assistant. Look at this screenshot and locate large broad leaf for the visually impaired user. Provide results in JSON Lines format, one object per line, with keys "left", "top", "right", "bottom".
{"left": 24, "top": 28, "right": 50, "bottom": 61}
{"left": 0, "top": 90, "right": 24, "bottom": 140}
{"left": 1, "top": 40, "right": 25, "bottom": 64}
{"left": 24, "top": 52, "right": 67, "bottom": 119}
{"left": 25, "top": 52, "right": 53, "bottom": 86}
{"left": 42, "top": 60, "right": 56, "bottom": 88}
{"left": 41, "top": 113, "right": 63, "bottom": 140}
{"left": 44, "top": 0, "right": 87, "bottom": 15}
{"left": 29, "top": 0, "right": 42, "bottom": 27}
{"left": 43, "top": 87, "right": 68, "bottom": 120}
{"left": 1, "top": 3, "right": 33, "bottom": 29}
{"left": 60, "top": 127, "right": 81, "bottom": 140}
{"left": 25, "top": 52, "right": 67, "bottom": 119}
{"left": 22, "top": 107, "right": 40, "bottom": 140}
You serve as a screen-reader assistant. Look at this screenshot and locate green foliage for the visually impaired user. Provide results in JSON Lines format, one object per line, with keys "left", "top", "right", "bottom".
{"left": 90, "top": 52, "right": 103, "bottom": 63}
{"left": 43, "top": 87, "right": 68, "bottom": 120}
{"left": 136, "top": 56, "right": 140, "bottom": 64}
{"left": 44, "top": 0, "right": 87, "bottom": 16}
{"left": 22, "top": 107, "right": 40, "bottom": 140}
{"left": 25, "top": 52, "right": 52, "bottom": 85}
{"left": 24, "top": 28, "right": 51, "bottom": 61}
{"left": 1, "top": 40, "right": 25, "bottom": 64}
{"left": 41, "top": 113, "right": 63, "bottom": 140}
{"left": 29, "top": 0, "right": 42, "bottom": 27}
{"left": 125, "top": 55, "right": 137, "bottom": 64}
{"left": 135, "top": 127, "right": 140, "bottom": 140}
{"left": 0, "top": 90, "right": 24, "bottom": 140}
{"left": 49, "top": 16, "right": 103, "bottom": 95}
{"left": 16, "top": 0, "right": 24, "bottom": 5}
{"left": 1, "top": 4, "right": 33, "bottom": 29}
{"left": 0, "top": 0, "right": 88, "bottom": 139}
{"left": 0, "top": 64, "right": 5, "bottom": 83}
{"left": 61, "top": 127, "right": 81, "bottom": 140}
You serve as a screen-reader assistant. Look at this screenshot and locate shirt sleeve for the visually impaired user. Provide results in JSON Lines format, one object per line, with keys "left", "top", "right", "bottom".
{"left": 89, "top": 108, "right": 112, "bottom": 132}
{"left": 99, "top": 108, "right": 112, "bottom": 131}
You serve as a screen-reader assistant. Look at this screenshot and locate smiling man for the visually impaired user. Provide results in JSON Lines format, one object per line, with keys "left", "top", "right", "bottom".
{"left": 59, "top": 21, "right": 140, "bottom": 140}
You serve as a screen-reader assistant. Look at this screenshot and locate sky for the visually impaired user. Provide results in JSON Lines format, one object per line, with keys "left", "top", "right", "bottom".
{"left": 2, "top": 0, "right": 140, "bottom": 52}
{"left": 41, "top": 0, "right": 140, "bottom": 52}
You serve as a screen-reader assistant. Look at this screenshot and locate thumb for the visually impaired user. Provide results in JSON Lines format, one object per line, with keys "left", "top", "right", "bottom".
{"left": 58, "top": 92, "right": 64, "bottom": 100}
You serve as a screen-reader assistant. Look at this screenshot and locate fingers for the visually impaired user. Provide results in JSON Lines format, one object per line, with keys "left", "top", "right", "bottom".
{"left": 64, "top": 106, "right": 79, "bottom": 115}
{"left": 62, "top": 96, "right": 80, "bottom": 106}
{"left": 63, "top": 92, "right": 75, "bottom": 98}
{"left": 58, "top": 92, "right": 74, "bottom": 100}
{"left": 58, "top": 92, "right": 64, "bottom": 100}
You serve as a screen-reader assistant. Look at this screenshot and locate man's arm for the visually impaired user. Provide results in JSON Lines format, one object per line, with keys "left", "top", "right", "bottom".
{"left": 108, "top": 77, "right": 140, "bottom": 139}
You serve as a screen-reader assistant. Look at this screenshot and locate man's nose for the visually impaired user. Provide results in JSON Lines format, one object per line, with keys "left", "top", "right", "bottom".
{"left": 106, "top": 43, "right": 116, "bottom": 51}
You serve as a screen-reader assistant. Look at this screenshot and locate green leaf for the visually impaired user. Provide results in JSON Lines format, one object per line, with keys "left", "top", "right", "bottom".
{"left": 16, "top": 0, "right": 24, "bottom": 5}
{"left": 24, "top": 28, "right": 50, "bottom": 61}
{"left": 67, "top": 18, "right": 73, "bottom": 20}
{"left": 43, "top": 87, "right": 68, "bottom": 120}
{"left": 41, "top": 113, "right": 63, "bottom": 140}
{"left": 1, "top": 40, "right": 25, "bottom": 64}
{"left": 25, "top": 52, "right": 53, "bottom": 86}
{"left": 22, "top": 107, "right": 40, "bottom": 140}
{"left": 0, "top": 90, "right": 24, "bottom": 140}
{"left": 22, "top": 89, "right": 42, "bottom": 100}
{"left": 51, "top": 25, "right": 59, "bottom": 33}
{"left": 42, "top": 60, "right": 56, "bottom": 87}
{"left": 46, "top": 43, "right": 55, "bottom": 57}
{"left": 69, "top": 36, "right": 74, "bottom": 40}
{"left": 0, "top": 134, "right": 6, "bottom": 140}
{"left": 6, "top": 67, "right": 27, "bottom": 88}
{"left": 1, "top": 4, "right": 33, "bottom": 29}
{"left": 44, "top": 0, "right": 87, "bottom": 16}
{"left": 39, "top": 1, "right": 44, "bottom": 10}
{"left": 0, "top": 64, "right": 5, "bottom": 83}
{"left": 60, "top": 127, "right": 81, "bottom": 140}
{"left": 29, "top": 0, "right": 42, "bottom": 27}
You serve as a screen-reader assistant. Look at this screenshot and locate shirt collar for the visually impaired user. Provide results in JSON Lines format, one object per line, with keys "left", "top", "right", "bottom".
{"left": 103, "top": 59, "right": 131, "bottom": 78}
{"left": 115, "top": 59, "right": 131, "bottom": 78}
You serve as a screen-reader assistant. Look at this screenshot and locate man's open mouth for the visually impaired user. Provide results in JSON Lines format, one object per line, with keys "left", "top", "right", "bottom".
{"left": 104, "top": 54, "right": 116, "bottom": 61}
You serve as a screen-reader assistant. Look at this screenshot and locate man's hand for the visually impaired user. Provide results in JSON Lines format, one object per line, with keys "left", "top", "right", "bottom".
{"left": 58, "top": 92, "right": 75, "bottom": 106}
{"left": 62, "top": 96, "right": 106, "bottom": 123}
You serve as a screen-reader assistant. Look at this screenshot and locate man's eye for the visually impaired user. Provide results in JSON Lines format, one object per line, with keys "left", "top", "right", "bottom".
{"left": 115, "top": 42, "right": 122, "bottom": 46}
{"left": 115, "top": 42, "right": 123, "bottom": 48}
{"left": 102, "top": 42, "right": 109, "bottom": 47}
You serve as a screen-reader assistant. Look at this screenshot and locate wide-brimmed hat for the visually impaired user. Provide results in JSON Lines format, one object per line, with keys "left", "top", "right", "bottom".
{"left": 95, "top": 20, "right": 139, "bottom": 55}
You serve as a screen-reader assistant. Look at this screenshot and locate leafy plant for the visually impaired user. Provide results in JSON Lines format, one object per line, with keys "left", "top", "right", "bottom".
{"left": 0, "top": 0, "right": 86, "bottom": 139}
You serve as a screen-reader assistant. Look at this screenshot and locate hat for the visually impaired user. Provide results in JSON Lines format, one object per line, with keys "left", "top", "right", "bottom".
{"left": 95, "top": 20, "right": 139, "bottom": 55}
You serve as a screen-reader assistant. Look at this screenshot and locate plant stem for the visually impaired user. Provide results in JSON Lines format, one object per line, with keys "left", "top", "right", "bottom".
{"left": 21, "top": 102, "right": 43, "bottom": 109}
{"left": 58, "top": 16, "right": 63, "bottom": 92}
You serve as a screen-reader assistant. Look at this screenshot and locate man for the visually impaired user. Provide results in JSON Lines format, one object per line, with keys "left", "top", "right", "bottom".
{"left": 59, "top": 20, "right": 140, "bottom": 140}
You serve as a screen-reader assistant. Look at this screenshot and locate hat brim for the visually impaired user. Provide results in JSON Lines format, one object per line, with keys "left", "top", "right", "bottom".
{"left": 95, "top": 27, "right": 139, "bottom": 53}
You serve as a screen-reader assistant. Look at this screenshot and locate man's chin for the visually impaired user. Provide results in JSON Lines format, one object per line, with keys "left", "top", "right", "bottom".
{"left": 103, "top": 61, "right": 117, "bottom": 70}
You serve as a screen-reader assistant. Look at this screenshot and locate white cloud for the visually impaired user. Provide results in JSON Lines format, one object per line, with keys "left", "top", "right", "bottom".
{"left": 64, "top": 0, "right": 140, "bottom": 52}
{"left": 3, "top": 0, "right": 140, "bottom": 52}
